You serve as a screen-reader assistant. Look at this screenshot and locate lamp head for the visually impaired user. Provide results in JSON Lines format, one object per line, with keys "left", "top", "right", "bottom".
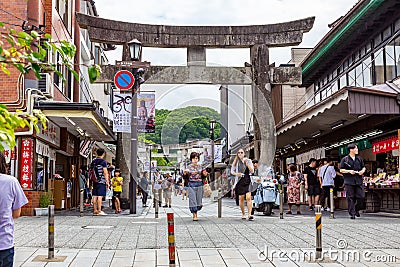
{"left": 127, "top": 39, "right": 142, "bottom": 61}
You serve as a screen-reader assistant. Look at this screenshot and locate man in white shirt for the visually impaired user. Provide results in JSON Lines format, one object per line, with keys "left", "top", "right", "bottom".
{"left": 319, "top": 158, "right": 336, "bottom": 211}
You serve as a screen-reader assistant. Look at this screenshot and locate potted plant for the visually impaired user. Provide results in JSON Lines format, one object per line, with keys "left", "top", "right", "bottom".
{"left": 35, "top": 192, "right": 52, "bottom": 216}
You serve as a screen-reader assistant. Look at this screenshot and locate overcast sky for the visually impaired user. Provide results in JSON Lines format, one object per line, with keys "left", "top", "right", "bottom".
{"left": 95, "top": 0, "right": 357, "bottom": 110}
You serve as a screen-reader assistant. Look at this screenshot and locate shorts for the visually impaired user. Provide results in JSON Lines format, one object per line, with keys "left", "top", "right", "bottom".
{"left": 163, "top": 189, "right": 172, "bottom": 199}
{"left": 183, "top": 186, "right": 189, "bottom": 191}
{"left": 307, "top": 184, "right": 321, "bottom": 196}
{"left": 92, "top": 183, "right": 106, "bottom": 197}
{"left": 113, "top": 191, "right": 122, "bottom": 198}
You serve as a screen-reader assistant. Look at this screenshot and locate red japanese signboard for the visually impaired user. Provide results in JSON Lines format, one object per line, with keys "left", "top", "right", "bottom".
{"left": 372, "top": 136, "right": 399, "bottom": 154}
{"left": 20, "top": 138, "right": 33, "bottom": 189}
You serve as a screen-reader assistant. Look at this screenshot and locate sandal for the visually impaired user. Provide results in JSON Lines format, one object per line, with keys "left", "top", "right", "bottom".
{"left": 241, "top": 215, "right": 246, "bottom": 220}
{"left": 286, "top": 211, "right": 292, "bottom": 214}
{"left": 248, "top": 216, "right": 254, "bottom": 221}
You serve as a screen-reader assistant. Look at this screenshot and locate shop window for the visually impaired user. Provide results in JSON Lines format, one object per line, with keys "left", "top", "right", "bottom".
{"left": 374, "top": 33, "right": 382, "bottom": 48}
{"left": 94, "top": 46, "right": 100, "bottom": 65}
{"left": 333, "top": 69, "right": 338, "bottom": 79}
{"left": 395, "top": 18, "right": 400, "bottom": 32}
{"left": 348, "top": 68, "right": 356, "bottom": 86}
{"left": 382, "top": 26, "right": 392, "bottom": 41}
{"left": 374, "top": 49, "right": 385, "bottom": 84}
{"left": 36, "top": 155, "right": 46, "bottom": 191}
{"left": 355, "top": 64, "right": 363, "bottom": 87}
{"left": 314, "top": 89, "right": 321, "bottom": 104}
{"left": 339, "top": 74, "right": 347, "bottom": 89}
{"left": 362, "top": 56, "right": 372, "bottom": 87}
{"left": 385, "top": 41, "right": 396, "bottom": 80}
{"left": 395, "top": 36, "right": 400, "bottom": 77}
{"left": 366, "top": 41, "right": 372, "bottom": 53}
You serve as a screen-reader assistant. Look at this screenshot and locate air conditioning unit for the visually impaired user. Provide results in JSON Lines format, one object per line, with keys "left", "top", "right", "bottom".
{"left": 38, "top": 73, "right": 53, "bottom": 97}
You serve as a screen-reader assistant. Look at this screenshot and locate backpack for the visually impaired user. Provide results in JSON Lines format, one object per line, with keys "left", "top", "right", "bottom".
{"left": 89, "top": 166, "right": 98, "bottom": 183}
{"left": 88, "top": 163, "right": 100, "bottom": 183}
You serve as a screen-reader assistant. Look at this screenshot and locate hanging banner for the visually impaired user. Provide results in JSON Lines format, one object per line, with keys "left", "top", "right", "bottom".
{"left": 20, "top": 138, "right": 33, "bottom": 189}
{"left": 295, "top": 147, "right": 325, "bottom": 164}
{"left": 113, "top": 93, "right": 156, "bottom": 133}
{"left": 113, "top": 93, "right": 132, "bottom": 133}
{"left": 338, "top": 139, "right": 372, "bottom": 157}
{"left": 203, "top": 144, "right": 223, "bottom": 163}
{"left": 372, "top": 136, "right": 399, "bottom": 154}
{"left": 137, "top": 93, "right": 155, "bottom": 133}
{"left": 79, "top": 139, "right": 95, "bottom": 158}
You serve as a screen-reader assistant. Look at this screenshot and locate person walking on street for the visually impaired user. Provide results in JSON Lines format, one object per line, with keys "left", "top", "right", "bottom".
{"left": 162, "top": 173, "right": 173, "bottom": 208}
{"left": 151, "top": 170, "right": 163, "bottom": 208}
{"left": 186, "top": 152, "right": 204, "bottom": 221}
{"left": 182, "top": 170, "right": 189, "bottom": 200}
{"left": 340, "top": 143, "right": 366, "bottom": 219}
{"left": 79, "top": 165, "right": 90, "bottom": 206}
{"left": 286, "top": 164, "right": 302, "bottom": 215}
{"left": 91, "top": 148, "right": 110, "bottom": 216}
{"left": 231, "top": 148, "right": 255, "bottom": 220}
{"left": 139, "top": 171, "right": 150, "bottom": 207}
{"left": 320, "top": 158, "right": 336, "bottom": 212}
{"left": 0, "top": 151, "right": 28, "bottom": 267}
{"left": 303, "top": 158, "right": 321, "bottom": 211}
{"left": 111, "top": 169, "right": 123, "bottom": 214}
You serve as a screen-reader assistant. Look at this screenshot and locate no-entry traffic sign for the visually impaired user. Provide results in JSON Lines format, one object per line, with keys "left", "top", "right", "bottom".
{"left": 114, "top": 70, "right": 135, "bottom": 90}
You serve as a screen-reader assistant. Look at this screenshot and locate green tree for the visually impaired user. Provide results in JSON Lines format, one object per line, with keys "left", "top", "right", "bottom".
{"left": 0, "top": 22, "right": 101, "bottom": 150}
{"left": 145, "top": 106, "right": 220, "bottom": 144}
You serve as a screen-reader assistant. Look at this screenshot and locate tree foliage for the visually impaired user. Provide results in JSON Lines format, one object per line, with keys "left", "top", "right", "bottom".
{"left": 0, "top": 22, "right": 101, "bottom": 150}
{"left": 0, "top": 104, "right": 47, "bottom": 151}
{"left": 143, "top": 106, "right": 220, "bottom": 144}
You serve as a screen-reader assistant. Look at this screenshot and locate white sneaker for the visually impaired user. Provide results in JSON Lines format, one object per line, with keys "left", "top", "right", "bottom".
{"left": 98, "top": 211, "right": 107, "bottom": 216}
{"left": 326, "top": 207, "right": 331, "bottom": 211}
{"left": 321, "top": 207, "right": 324, "bottom": 211}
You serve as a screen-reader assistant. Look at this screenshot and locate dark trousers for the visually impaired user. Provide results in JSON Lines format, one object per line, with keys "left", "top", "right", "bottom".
{"left": 345, "top": 184, "right": 365, "bottom": 216}
{"left": 0, "top": 247, "right": 14, "bottom": 267}
{"left": 142, "top": 191, "right": 148, "bottom": 205}
{"left": 321, "top": 185, "right": 333, "bottom": 208}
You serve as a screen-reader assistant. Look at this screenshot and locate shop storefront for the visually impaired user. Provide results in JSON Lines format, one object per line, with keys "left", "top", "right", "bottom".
{"left": 364, "top": 134, "right": 400, "bottom": 213}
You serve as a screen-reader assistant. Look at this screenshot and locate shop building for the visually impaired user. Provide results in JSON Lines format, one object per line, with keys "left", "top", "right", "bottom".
{"left": 0, "top": 0, "right": 116, "bottom": 215}
{"left": 274, "top": 0, "right": 400, "bottom": 211}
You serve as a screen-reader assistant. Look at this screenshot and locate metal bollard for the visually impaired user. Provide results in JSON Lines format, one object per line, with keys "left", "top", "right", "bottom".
{"left": 48, "top": 205, "right": 55, "bottom": 260}
{"left": 167, "top": 213, "right": 176, "bottom": 265}
{"left": 329, "top": 188, "right": 335, "bottom": 219}
{"left": 279, "top": 189, "right": 284, "bottom": 219}
{"left": 79, "top": 190, "right": 84, "bottom": 216}
{"left": 218, "top": 189, "right": 222, "bottom": 218}
{"left": 315, "top": 205, "right": 322, "bottom": 260}
{"left": 155, "top": 192, "right": 159, "bottom": 219}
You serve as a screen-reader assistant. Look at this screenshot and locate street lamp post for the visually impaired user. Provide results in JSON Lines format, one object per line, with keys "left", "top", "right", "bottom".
{"left": 128, "top": 39, "right": 142, "bottom": 214}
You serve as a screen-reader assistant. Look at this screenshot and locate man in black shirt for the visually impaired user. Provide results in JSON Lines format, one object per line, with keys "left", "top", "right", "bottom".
{"left": 304, "top": 158, "right": 321, "bottom": 211}
{"left": 340, "top": 143, "right": 366, "bottom": 219}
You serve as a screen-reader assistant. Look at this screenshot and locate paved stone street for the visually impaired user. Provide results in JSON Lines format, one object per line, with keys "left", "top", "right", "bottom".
{"left": 14, "top": 195, "right": 400, "bottom": 266}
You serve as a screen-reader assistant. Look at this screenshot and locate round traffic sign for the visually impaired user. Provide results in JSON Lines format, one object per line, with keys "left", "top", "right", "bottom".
{"left": 114, "top": 70, "right": 135, "bottom": 90}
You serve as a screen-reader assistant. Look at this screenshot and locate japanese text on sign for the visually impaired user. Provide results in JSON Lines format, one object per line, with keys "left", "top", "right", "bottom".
{"left": 372, "top": 136, "right": 399, "bottom": 154}
{"left": 20, "top": 138, "right": 33, "bottom": 189}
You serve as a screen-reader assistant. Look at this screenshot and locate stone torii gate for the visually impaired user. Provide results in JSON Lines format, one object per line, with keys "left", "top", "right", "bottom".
{"left": 77, "top": 13, "right": 314, "bottom": 172}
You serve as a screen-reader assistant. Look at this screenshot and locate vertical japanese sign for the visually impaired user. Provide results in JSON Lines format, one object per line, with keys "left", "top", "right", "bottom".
{"left": 113, "top": 93, "right": 132, "bottom": 133}
{"left": 112, "top": 93, "right": 156, "bottom": 133}
{"left": 137, "top": 93, "right": 155, "bottom": 133}
{"left": 20, "top": 138, "right": 33, "bottom": 189}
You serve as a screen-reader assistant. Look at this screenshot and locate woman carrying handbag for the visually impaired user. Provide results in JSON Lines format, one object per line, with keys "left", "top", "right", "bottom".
{"left": 231, "top": 148, "right": 254, "bottom": 220}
